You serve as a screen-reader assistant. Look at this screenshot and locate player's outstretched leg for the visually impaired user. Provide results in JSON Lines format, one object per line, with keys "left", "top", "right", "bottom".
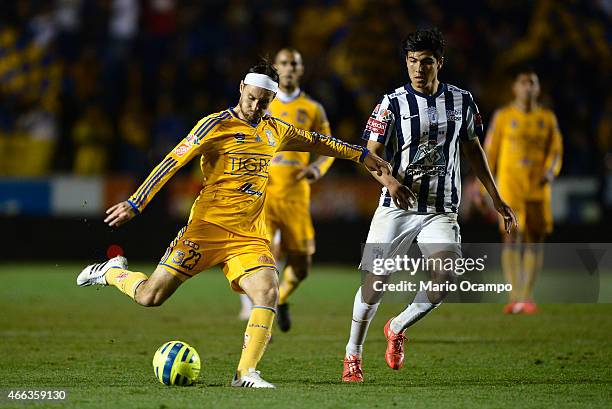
{"left": 77, "top": 257, "right": 182, "bottom": 307}
{"left": 277, "top": 253, "right": 311, "bottom": 332}
{"left": 232, "top": 268, "right": 278, "bottom": 388}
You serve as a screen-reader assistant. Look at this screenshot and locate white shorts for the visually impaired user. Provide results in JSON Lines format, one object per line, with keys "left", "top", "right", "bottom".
{"left": 360, "top": 206, "right": 462, "bottom": 275}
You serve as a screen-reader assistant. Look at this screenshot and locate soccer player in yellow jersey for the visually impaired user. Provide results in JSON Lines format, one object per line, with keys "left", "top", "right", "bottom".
{"left": 76, "top": 60, "right": 391, "bottom": 388}
{"left": 484, "top": 66, "right": 563, "bottom": 314}
{"left": 238, "top": 48, "right": 335, "bottom": 331}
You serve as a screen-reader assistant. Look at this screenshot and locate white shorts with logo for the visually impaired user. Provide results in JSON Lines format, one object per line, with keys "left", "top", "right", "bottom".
{"left": 360, "top": 206, "right": 462, "bottom": 275}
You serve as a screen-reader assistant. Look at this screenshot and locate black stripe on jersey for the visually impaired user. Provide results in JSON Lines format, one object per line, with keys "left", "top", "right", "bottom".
{"left": 452, "top": 96, "right": 468, "bottom": 209}
{"left": 388, "top": 97, "right": 404, "bottom": 179}
{"left": 417, "top": 97, "right": 439, "bottom": 212}
{"left": 458, "top": 93, "right": 471, "bottom": 141}
{"left": 403, "top": 91, "right": 421, "bottom": 194}
{"left": 436, "top": 91, "right": 456, "bottom": 212}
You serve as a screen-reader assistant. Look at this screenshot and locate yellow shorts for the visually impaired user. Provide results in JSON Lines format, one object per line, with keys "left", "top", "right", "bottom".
{"left": 158, "top": 221, "right": 277, "bottom": 293}
{"left": 500, "top": 197, "right": 553, "bottom": 236}
{"left": 265, "top": 199, "right": 315, "bottom": 255}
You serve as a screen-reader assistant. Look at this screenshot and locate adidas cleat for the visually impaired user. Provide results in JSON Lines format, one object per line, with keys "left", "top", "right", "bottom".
{"left": 76, "top": 256, "right": 128, "bottom": 287}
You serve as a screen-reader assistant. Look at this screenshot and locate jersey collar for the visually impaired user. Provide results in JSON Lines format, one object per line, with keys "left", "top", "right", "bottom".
{"left": 228, "top": 107, "right": 261, "bottom": 128}
{"left": 405, "top": 82, "right": 447, "bottom": 100}
{"left": 276, "top": 88, "right": 301, "bottom": 103}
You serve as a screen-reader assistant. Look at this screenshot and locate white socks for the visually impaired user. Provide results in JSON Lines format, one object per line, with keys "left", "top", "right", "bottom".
{"left": 345, "top": 287, "right": 380, "bottom": 357}
{"left": 390, "top": 290, "right": 439, "bottom": 334}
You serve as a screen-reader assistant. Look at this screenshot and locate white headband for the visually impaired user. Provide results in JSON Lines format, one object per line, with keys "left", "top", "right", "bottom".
{"left": 243, "top": 73, "right": 279, "bottom": 93}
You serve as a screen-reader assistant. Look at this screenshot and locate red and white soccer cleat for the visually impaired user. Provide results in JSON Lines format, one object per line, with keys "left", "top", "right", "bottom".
{"left": 521, "top": 301, "right": 539, "bottom": 315}
{"left": 384, "top": 318, "right": 407, "bottom": 370}
{"left": 342, "top": 355, "right": 364, "bottom": 382}
{"left": 503, "top": 302, "right": 517, "bottom": 314}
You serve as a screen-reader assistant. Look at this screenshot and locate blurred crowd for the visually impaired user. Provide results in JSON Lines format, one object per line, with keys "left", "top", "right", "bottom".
{"left": 0, "top": 0, "right": 610, "bottom": 182}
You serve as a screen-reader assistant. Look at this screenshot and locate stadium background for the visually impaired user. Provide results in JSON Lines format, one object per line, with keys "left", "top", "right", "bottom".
{"left": 0, "top": 0, "right": 610, "bottom": 259}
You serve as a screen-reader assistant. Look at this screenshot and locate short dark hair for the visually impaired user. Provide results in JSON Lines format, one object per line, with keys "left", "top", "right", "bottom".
{"left": 402, "top": 28, "right": 446, "bottom": 60}
{"left": 510, "top": 64, "right": 538, "bottom": 80}
{"left": 248, "top": 59, "right": 279, "bottom": 83}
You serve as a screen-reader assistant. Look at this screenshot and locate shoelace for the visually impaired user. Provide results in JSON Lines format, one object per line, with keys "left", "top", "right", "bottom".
{"left": 388, "top": 330, "right": 405, "bottom": 353}
{"left": 345, "top": 358, "right": 362, "bottom": 375}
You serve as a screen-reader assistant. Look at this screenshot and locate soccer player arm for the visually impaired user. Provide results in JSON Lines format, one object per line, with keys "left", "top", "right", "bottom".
{"left": 105, "top": 121, "right": 211, "bottom": 227}
{"left": 541, "top": 113, "right": 563, "bottom": 185}
{"left": 277, "top": 119, "right": 390, "bottom": 176}
{"left": 460, "top": 97, "right": 517, "bottom": 232}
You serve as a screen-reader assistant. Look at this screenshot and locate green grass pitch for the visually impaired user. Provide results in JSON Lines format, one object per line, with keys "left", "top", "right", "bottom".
{"left": 0, "top": 263, "right": 610, "bottom": 408}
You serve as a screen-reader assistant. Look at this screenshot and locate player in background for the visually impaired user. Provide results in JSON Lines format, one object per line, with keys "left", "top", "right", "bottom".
{"left": 238, "top": 48, "right": 335, "bottom": 331}
{"left": 341, "top": 28, "right": 517, "bottom": 382}
{"left": 482, "top": 67, "right": 562, "bottom": 314}
{"left": 76, "top": 60, "right": 391, "bottom": 389}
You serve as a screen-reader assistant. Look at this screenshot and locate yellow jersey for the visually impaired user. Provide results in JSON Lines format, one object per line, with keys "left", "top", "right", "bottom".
{"left": 485, "top": 105, "right": 563, "bottom": 200}
{"left": 267, "top": 91, "right": 334, "bottom": 202}
{"left": 127, "top": 108, "right": 366, "bottom": 240}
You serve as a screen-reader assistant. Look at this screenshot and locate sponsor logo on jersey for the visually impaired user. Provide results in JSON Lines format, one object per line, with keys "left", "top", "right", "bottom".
{"left": 174, "top": 143, "right": 191, "bottom": 157}
{"left": 237, "top": 182, "right": 263, "bottom": 197}
{"left": 406, "top": 142, "right": 447, "bottom": 177}
{"left": 446, "top": 109, "right": 462, "bottom": 121}
{"left": 183, "top": 240, "right": 200, "bottom": 250}
{"left": 366, "top": 117, "right": 387, "bottom": 134}
{"left": 230, "top": 155, "right": 271, "bottom": 174}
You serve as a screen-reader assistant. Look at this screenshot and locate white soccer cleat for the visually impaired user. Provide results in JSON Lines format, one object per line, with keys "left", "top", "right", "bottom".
{"left": 76, "top": 256, "right": 128, "bottom": 287}
{"left": 231, "top": 368, "right": 276, "bottom": 388}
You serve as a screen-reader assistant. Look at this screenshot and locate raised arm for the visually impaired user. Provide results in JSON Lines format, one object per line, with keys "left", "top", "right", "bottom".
{"left": 104, "top": 115, "right": 223, "bottom": 227}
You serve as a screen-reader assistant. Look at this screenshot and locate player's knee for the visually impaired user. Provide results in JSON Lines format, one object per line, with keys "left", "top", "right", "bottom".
{"left": 252, "top": 286, "right": 278, "bottom": 307}
{"left": 287, "top": 254, "right": 311, "bottom": 281}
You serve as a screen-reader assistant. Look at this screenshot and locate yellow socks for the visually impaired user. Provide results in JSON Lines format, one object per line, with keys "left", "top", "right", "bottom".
{"left": 501, "top": 245, "right": 521, "bottom": 302}
{"left": 237, "top": 306, "right": 275, "bottom": 376}
{"left": 106, "top": 268, "right": 148, "bottom": 300}
{"left": 521, "top": 245, "right": 543, "bottom": 301}
{"left": 278, "top": 266, "right": 300, "bottom": 306}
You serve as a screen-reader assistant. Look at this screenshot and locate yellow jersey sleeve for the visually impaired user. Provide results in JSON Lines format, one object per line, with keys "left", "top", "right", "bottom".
{"left": 275, "top": 118, "right": 366, "bottom": 163}
{"left": 311, "top": 102, "right": 335, "bottom": 176}
{"left": 127, "top": 115, "right": 224, "bottom": 214}
{"left": 544, "top": 112, "right": 563, "bottom": 177}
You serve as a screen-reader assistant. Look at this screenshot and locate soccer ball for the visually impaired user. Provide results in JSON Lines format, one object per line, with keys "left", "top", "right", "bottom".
{"left": 152, "top": 340, "right": 201, "bottom": 386}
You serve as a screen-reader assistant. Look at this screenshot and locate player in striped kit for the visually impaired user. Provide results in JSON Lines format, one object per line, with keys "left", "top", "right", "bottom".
{"left": 341, "top": 28, "right": 517, "bottom": 382}
{"left": 73, "top": 60, "right": 391, "bottom": 389}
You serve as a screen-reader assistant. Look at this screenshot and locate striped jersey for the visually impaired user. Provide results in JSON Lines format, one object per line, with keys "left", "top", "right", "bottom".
{"left": 363, "top": 83, "right": 484, "bottom": 213}
{"left": 127, "top": 108, "right": 366, "bottom": 240}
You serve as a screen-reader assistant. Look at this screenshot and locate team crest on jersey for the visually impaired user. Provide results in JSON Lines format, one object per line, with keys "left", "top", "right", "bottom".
{"left": 406, "top": 142, "right": 447, "bottom": 177}
{"left": 172, "top": 250, "right": 185, "bottom": 265}
{"left": 427, "top": 106, "right": 439, "bottom": 125}
{"left": 297, "top": 109, "right": 308, "bottom": 125}
{"left": 446, "top": 109, "right": 462, "bottom": 122}
{"left": 234, "top": 133, "right": 246, "bottom": 144}
{"left": 266, "top": 129, "right": 275, "bottom": 146}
